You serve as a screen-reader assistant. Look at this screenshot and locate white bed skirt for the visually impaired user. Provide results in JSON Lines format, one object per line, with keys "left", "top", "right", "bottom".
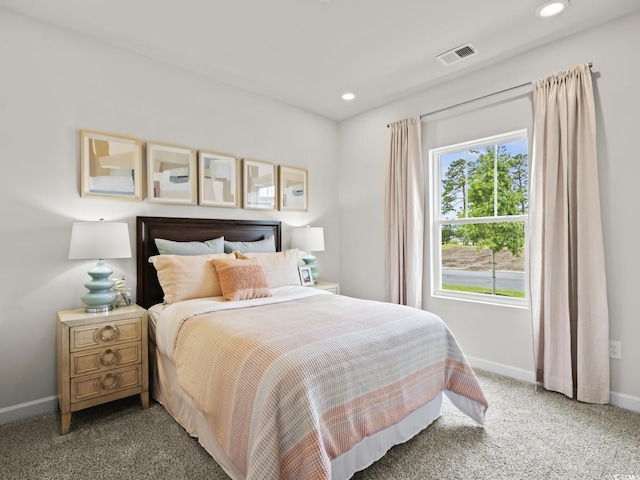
{"left": 152, "top": 346, "right": 443, "bottom": 479}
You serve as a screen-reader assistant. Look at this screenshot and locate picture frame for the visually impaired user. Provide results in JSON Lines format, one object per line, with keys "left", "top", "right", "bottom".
{"left": 242, "top": 159, "right": 276, "bottom": 210}
{"left": 198, "top": 151, "right": 240, "bottom": 208}
{"left": 278, "top": 165, "right": 308, "bottom": 211}
{"left": 147, "top": 142, "right": 197, "bottom": 205}
{"left": 80, "top": 130, "right": 143, "bottom": 201}
{"left": 298, "top": 266, "right": 314, "bottom": 286}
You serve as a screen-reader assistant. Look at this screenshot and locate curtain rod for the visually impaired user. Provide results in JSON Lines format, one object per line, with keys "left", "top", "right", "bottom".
{"left": 387, "top": 62, "right": 593, "bottom": 127}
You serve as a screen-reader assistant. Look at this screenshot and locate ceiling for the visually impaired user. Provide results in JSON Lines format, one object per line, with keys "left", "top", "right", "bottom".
{"left": 2, "top": 0, "right": 639, "bottom": 121}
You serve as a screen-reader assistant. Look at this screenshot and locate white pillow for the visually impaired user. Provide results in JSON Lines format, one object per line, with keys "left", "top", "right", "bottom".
{"left": 149, "top": 253, "right": 235, "bottom": 303}
{"left": 234, "top": 249, "right": 300, "bottom": 288}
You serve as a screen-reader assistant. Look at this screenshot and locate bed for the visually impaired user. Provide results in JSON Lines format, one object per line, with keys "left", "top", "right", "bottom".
{"left": 136, "top": 216, "right": 488, "bottom": 480}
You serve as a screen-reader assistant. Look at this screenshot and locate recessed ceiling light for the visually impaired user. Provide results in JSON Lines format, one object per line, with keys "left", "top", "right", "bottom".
{"left": 341, "top": 92, "right": 356, "bottom": 101}
{"left": 536, "top": 0, "right": 569, "bottom": 18}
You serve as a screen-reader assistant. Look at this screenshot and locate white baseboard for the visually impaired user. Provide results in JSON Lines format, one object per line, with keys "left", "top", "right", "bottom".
{"left": 466, "top": 355, "right": 536, "bottom": 384}
{"left": 609, "top": 391, "right": 640, "bottom": 413}
{"left": 466, "top": 356, "right": 640, "bottom": 413}
{"left": 0, "top": 396, "right": 57, "bottom": 425}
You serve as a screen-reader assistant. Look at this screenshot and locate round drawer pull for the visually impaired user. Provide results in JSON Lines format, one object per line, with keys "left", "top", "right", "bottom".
{"left": 96, "top": 324, "right": 120, "bottom": 342}
{"left": 97, "top": 373, "right": 121, "bottom": 391}
{"left": 98, "top": 348, "right": 121, "bottom": 366}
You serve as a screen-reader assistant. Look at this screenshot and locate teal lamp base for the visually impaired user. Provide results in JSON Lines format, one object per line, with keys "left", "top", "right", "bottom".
{"left": 81, "top": 260, "right": 117, "bottom": 312}
{"left": 302, "top": 254, "right": 319, "bottom": 283}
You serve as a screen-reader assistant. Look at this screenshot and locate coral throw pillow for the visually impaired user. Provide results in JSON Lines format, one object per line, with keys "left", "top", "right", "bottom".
{"left": 211, "top": 257, "right": 272, "bottom": 301}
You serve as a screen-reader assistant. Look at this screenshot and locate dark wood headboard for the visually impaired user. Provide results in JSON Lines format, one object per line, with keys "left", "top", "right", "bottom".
{"left": 136, "top": 216, "right": 282, "bottom": 308}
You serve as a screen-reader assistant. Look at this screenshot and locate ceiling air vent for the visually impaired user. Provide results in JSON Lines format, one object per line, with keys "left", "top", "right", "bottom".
{"left": 436, "top": 43, "right": 479, "bottom": 67}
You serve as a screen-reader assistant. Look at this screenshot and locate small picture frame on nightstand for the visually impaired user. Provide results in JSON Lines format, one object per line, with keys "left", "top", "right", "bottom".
{"left": 298, "top": 266, "right": 314, "bottom": 286}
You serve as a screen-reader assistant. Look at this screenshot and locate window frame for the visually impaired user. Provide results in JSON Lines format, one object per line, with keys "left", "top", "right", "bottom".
{"left": 428, "top": 129, "right": 529, "bottom": 307}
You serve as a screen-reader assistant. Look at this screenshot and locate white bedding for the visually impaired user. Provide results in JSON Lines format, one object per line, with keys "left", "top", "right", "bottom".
{"left": 155, "top": 286, "right": 329, "bottom": 359}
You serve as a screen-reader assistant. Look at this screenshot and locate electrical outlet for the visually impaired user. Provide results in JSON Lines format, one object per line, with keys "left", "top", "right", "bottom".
{"left": 609, "top": 341, "right": 622, "bottom": 360}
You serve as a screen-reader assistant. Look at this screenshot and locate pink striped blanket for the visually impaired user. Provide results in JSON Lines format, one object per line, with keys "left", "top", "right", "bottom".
{"left": 169, "top": 291, "right": 488, "bottom": 480}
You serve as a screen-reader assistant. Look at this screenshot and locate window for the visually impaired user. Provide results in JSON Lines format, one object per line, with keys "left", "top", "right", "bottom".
{"left": 429, "top": 130, "right": 528, "bottom": 306}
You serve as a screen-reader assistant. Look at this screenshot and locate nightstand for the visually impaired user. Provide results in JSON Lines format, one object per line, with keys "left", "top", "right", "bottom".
{"left": 312, "top": 281, "right": 340, "bottom": 294}
{"left": 56, "top": 304, "right": 149, "bottom": 434}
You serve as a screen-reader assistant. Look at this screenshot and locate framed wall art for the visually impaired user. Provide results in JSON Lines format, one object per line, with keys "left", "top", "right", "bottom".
{"left": 242, "top": 159, "right": 276, "bottom": 210}
{"left": 198, "top": 151, "right": 239, "bottom": 208}
{"left": 147, "top": 142, "right": 197, "bottom": 205}
{"left": 278, "top": 165, "right": 308, "bottom": 211}
{"left": 80, "top": 130, "right": 143, "bottom": 200}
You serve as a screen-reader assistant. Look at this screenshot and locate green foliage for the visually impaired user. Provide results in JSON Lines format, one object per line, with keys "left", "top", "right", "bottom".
{"left": 442, "top": 284, "right": 525, "bottom": 298}
{"left": 460, "top": 222, "right": 524, "bottom": 258}
{"left": 441, "top": 158, "right": 471, "bottom": 216}
{"left": 441, "top": 224, "right": 459, "bottom": 244}
{"left": 509, "top": 153, "right": 528, "bottom": 214}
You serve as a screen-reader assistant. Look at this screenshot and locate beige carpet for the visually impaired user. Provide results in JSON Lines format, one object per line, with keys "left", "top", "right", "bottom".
{"left": 1, "top": 370, "right": 639, "bottom": 479}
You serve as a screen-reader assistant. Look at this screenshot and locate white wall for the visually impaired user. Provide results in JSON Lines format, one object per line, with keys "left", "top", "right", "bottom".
{"left": 338, "top": 12, "right": 640, "bottom": 406}
{"left": 0, "top": 10, "right": 340, "bottom": 419}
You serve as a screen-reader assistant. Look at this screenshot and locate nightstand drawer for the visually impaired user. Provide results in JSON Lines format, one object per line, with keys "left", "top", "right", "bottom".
{"left": 70, "top": 342, "right": 141, "bottom": 377}
{"left": 70, "top": 365, "right": 142, "bottom": 403}
{"left": 70, "top": 318, "right": 141, "bottom": 351}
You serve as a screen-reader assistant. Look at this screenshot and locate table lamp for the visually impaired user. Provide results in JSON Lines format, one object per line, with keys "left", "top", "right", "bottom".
{"left": 291, "top": 226, "right": 325, "bottom": 283}
{"left": 68, "top": 219, "right": 132, "bottom": 312}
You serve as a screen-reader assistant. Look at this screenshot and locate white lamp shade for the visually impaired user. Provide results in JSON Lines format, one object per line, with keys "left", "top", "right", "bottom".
{"left": 68, "top": 221, "right": 132, "bottom": 260}
{"left": 291, "top": 226, "right": 325, "bottom": 252}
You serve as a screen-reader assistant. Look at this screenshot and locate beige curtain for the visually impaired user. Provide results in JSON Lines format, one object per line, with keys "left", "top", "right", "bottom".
{"left": 385, "top": 117, "right": 424, "bottom": 308}
{"left": 529, "top": 64, "right": 609, "bottom": 404}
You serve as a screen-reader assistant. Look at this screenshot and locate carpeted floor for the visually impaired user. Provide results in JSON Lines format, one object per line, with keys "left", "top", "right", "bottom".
{"left": 1, "top": 370, "right": 639, "bottom": 479}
